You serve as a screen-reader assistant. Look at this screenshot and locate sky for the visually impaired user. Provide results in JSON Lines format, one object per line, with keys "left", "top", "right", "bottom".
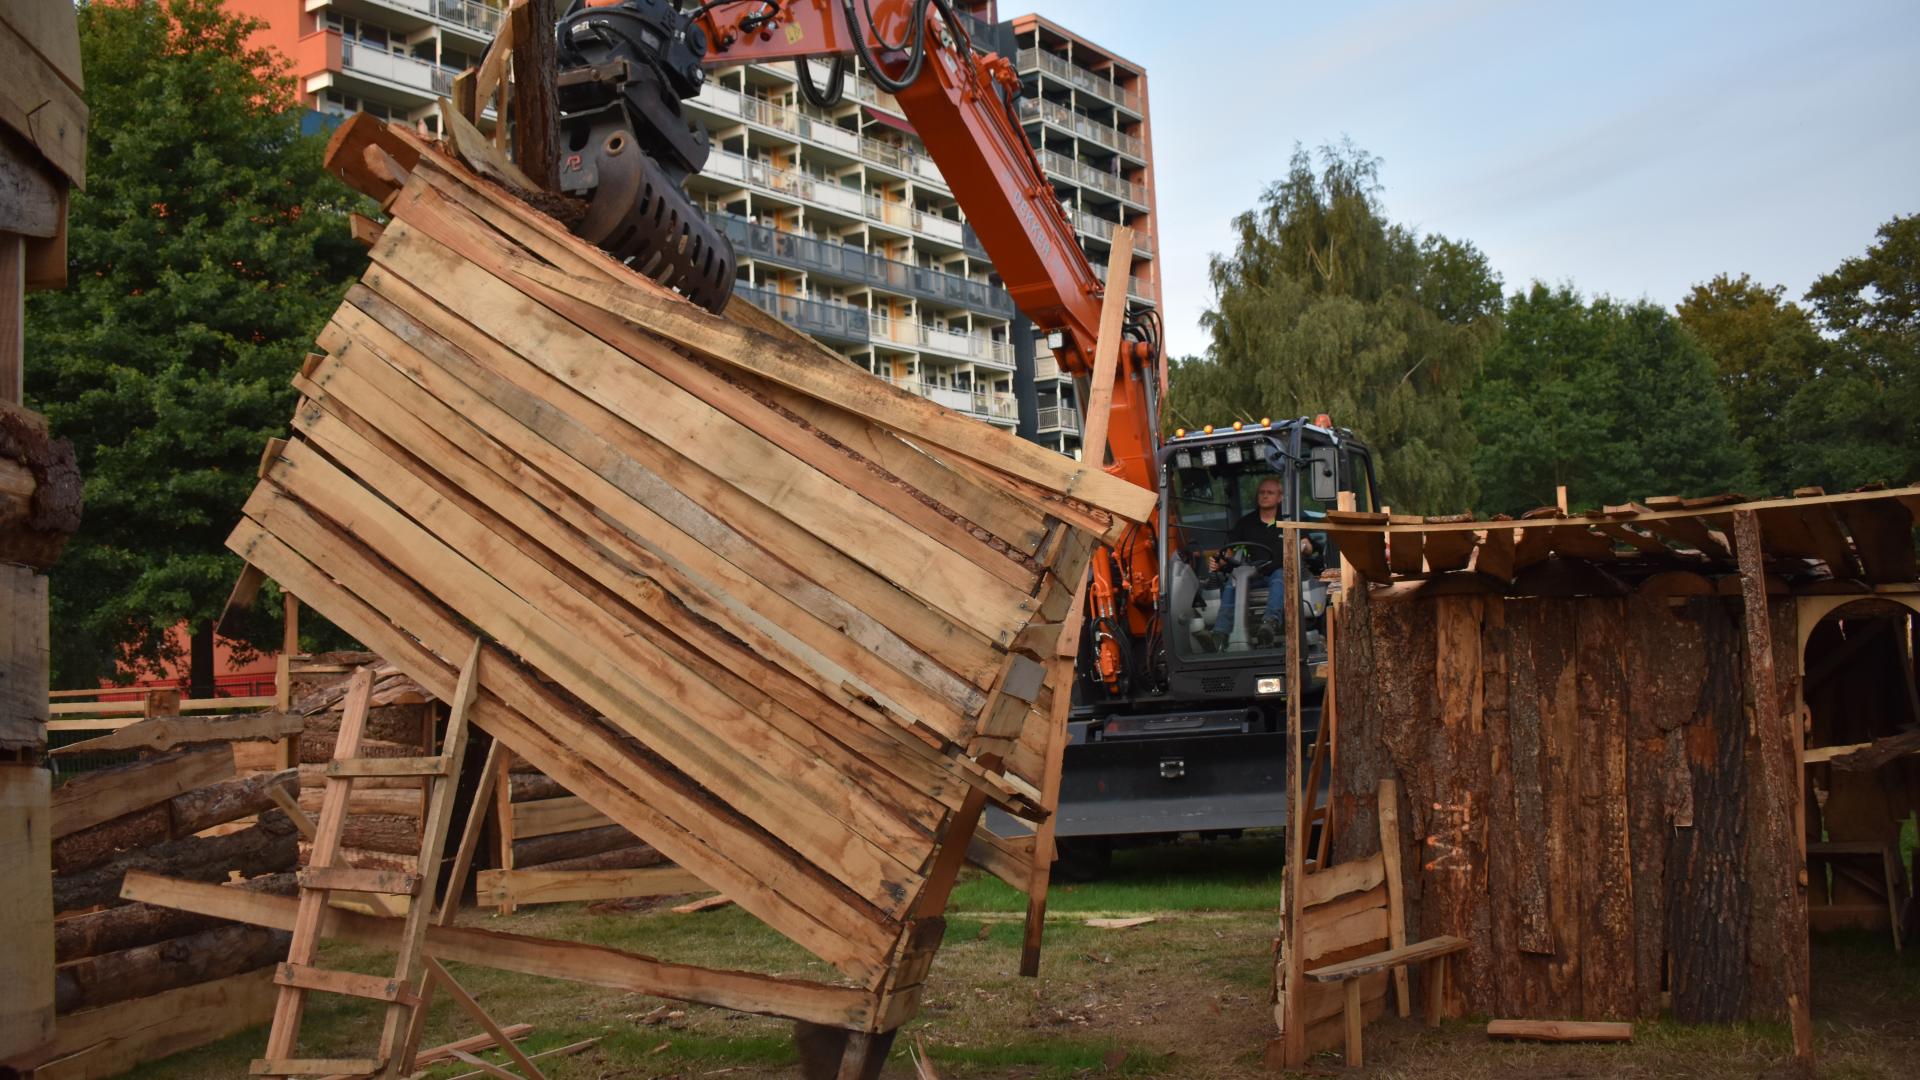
{"left": 1004, "top": 0, "right": 1920, "bottom": 357}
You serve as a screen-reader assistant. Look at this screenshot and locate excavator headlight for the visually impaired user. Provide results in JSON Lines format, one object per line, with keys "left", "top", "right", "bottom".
{"left": 1256, "top": 677, "right": 1282, "bottom": 695}
{"left": 1224, "top": 446, "right": 1242, "bottom": 464}
{"left": 1200, "top": 449, "right": 1216, "bottom": 467}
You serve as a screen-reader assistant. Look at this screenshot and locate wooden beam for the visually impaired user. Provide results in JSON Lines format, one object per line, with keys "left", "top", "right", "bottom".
{"left": 1486, "top": 1019, "right": 1633, "bottom": 1042}
{"left": 49, "top": 711, "right": 303, "bottom": 756}
{"left": 120, "top": 872, "right": 878, "bottom": 1028}
{"left": 1077, "top": 226, "right": 1133, "bottom": 463}
{"left": 50, "top": 744, "right": 234, "bottom": 838}
{"left": 1279, "top": 536, "right": 1308, "bottom": 1067}
{"left": 473, "top": 866, "right": 709, "bottom": 907}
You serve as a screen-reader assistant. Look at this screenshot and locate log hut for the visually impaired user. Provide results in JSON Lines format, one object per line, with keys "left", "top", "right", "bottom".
{"left": 1271, "top": 487, "right": 1920, "bottom": 1067}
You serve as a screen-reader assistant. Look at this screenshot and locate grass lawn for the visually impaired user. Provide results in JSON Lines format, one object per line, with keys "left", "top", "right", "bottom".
{"left": 120, "top": 834, "right": 1918, "bottom": 1078}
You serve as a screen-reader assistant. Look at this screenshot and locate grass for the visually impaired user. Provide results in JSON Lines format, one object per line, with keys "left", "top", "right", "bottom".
{"left": 110, "top": 832, "right": 1918, "bottom": 1078}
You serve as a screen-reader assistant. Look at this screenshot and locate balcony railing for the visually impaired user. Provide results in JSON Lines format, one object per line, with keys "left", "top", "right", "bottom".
{"left": 702, "top": 150, "right": 967, "bottom": 246}
{"left": 1039, "top": 148, "right": 1148, "bottom": 206}
{"left": 1070, "top": 209, "right": 1154, "bottom": 255}
{"left": 1090, "top": 261, "right": 1154, "bottom": 301}
{"left": 734, "top": 284, "right": 870, "bottom": 344}
{"left": 338, "top": 39, "right": 460, "bottom": 97}
{"left": 1037, "top": 405, "right": 1082, "bottom": 434}
{"left": 875, "top": 373, "right": 1018, "bottom": 423}
{"left": 714, "top": 214, "right": 1014, "bottom": 316}
{"left": 1033, "top": 348, "right": 1061, "bottom": 380}
{"left": 361, "top": 0, "right": 505, "bottom": 38}
{"left": 1016, "top": 96, "right": 1145, "bottom": 160}
{"left": 693, "top": 82, "right": 953, "bottom": 191}
{"left": 870, "top": 312, "right": 1015, "bottom": 368}
{"left": 1016, "top": 48, "right": 1142, "bottom": 113}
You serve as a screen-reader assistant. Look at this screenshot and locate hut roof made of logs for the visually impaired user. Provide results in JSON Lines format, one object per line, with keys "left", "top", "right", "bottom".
{"left": 1310, "top": 486, "right": 1920, "bottom": 590}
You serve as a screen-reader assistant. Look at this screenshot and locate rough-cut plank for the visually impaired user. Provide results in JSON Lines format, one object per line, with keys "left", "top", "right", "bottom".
{"left": 1574, "top": 600, "right": 1635, "bottom": 1019}
{"left": 511, "top": 795, "right": 614, "bottom": 840}
{"left": 26, "top": 968, "right": 278, "bottom": 1080}
{"left": 50, "top": 711, "right": 303, "bottom": 756}
{"left": 1486, "top": 1019, "right": 1633, "bottom": 1042}
{"left": 51, "top": 745, "right": 235, "bottom": 839}
{"left": 122, "top": 872, "right": 877, "bottom": 1029}
{"left": 1425, "top": 596, "right": 1489, "bottom": 1015}
{"left": 1306, "top": 936, "right": 1468, "bottom": 981}
{"left": 1, "top": 764, "right": 53, "bottom": 1055}
{"left": 474, "top": 866, "right": 709, "bottom": 906}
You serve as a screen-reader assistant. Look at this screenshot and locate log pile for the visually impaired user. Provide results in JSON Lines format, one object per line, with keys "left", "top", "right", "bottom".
{"left": 206, "top": 111, "right": 1149, "bottom": 1058}
{"left": 17, "top": 727, "right": 303, "bottom": 1078}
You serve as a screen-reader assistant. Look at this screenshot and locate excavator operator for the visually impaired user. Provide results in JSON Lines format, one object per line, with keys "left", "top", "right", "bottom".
{"left": 1195, "top": 476, "right": 1323, "bottom": 650}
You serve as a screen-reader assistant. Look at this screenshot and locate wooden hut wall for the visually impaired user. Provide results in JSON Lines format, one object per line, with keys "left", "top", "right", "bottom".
{"left": 1329, "top": 583, "right": 1806, "bottom": 1024}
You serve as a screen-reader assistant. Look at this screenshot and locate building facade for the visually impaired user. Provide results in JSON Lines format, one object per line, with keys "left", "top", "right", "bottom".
{"left": 233, "top": 2, "right": 1157, "bottom": 457}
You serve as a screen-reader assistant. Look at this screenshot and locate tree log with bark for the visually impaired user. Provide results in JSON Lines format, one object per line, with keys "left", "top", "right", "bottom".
{"left": 53, "top": 811, "right": 298, "bottom": 912}
{"left": 53, "top": 872, "right": 297, "bottom": 962}
{"left": 54, "top": 923, "right": 291, "bottom": 1014}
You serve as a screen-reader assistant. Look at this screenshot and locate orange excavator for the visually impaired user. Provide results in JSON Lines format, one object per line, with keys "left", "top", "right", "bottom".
{"left": 552, "top": 0, "right": 1380, "bottom": 862}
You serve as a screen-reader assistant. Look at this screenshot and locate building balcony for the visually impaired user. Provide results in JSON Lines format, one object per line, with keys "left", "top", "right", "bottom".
{"left": 714, "top": 213, "right": 1015, "bottom": 317}
{"left": 1038, "top": 148, "right": 1148, "bottom": 207}
{"left": 1090, "top": 261, "right": 1154, "bottom": 303}
{"left": 307, "top": 0, "right": 503, "bottom": 45}
{"left": 691, "top": 83, "right": 950, "bottom": 190}
{"left": 1016, "top": 48, "right": 1143, "bottom": 115}
{"left": 870, "top": 313, "right": 1015, "bottom": 369}
{"left": 1037, "top": 404, "right": 1082, "bottom": 435}
{"left": 1033, "top": 347, "right": 1062, "bottom": 381}
{"left": 1071, "top": 209, "right": 1154, "bottom": 256}
{"left": 734, "top": 283, "right": 871, "bottom": 346}
{"left": 702, "top": 150, "right": 967, "bottom": 247}
{"left": 1016, "top": 96, "right": 1146, "bottom": 161}
{"left": 325, "top": 37, "right": 460, "bottom": 104}
{"left": 875, "top": 373, "right": 1018, "bottom": 425}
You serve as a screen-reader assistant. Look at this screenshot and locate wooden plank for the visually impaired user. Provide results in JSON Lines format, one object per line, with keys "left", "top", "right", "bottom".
{"left": 251, "top": 1058, "right": 383, "bottom": 1077}
{"left": 275, "top": 962, "right": 411, "bottom": 1004}
{"left": 49, "top": 710, "right": 303, "bottom": 756}
{"left": 297, "top": 866, "right": 420, "bottom": 896}
{"left": 1835, "top": 498, "right": 1917, "bottom": 584}
{"left": 326, "top": 756, "right": 447, "bottom": 778}
{"left": 457, "top": 221, "right": 1156, "bottom": 521}
{"left": 1421, "top": 517, "right": 1478, "bottom": 572}
{"left": 1078, "top": 226, "right": 1134, "bottom": 461}
{"left": 1387, "top": 519, "right": 1425, "bottom": 576}
{"left": 510, "top": 795, "right": 613, "bottom": 840}
{"left": 51, "top": 745, "right": 234, "bottom": 839}
{"left": 1300, "top": 855, "right": 1385, "bottom": 908}
{"left": 224, "top": 519, "right": 898, "bottom": 981}
{"left": 1474, "top": 519, "right": 1516, "bottom": 582}
{"left": 0, "top": 764, "right": 52, "bottom": 1056}
{"left": 335, "top": 279, "right": 999, "bottom": 713}
{"left": 1306, "top": 936, "right": 1469, "bottom": 981}
{"left": 1377, "top": 778, "right": 1411, "bottom": 1017}
{"left": 473, "top": 866, "right": 710, "bottom": 906}
{"left": 371, "top": 208, "right": 1035, "bottom": 646}
{"left": 1486, "top": 1019, "right": 1633, "bottom": 1042}
{"left": 422, "top": 958, "right": 547, "bottom": 1080}
{"left": 121, "top": 872, "right": 877, "bottom": 1028}
{"left": 1302, "top": 905, "right": 1390, "bottom": 959}
{"left": 28, "top": 968, "right": 278, "bottom": 1080}
{"left": 0, "top": 17, "right": 87, "bottom": 187}
{"left": 1797, "top": 503, "right": 1861, "bottom": 579}
{"left": 256, "top": 446, "right": 929, "bottom": 909}
{"left": 1280, "top": 536, "right": 1309, "bottom": 1068}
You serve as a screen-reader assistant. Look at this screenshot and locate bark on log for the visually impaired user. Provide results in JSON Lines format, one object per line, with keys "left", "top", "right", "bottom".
{"left": 1664, "top": 598, "right": 1752, "bottom": 1023}
{"left": 54, "top": 923, "right": 290, "bottom": 1014}
{"left": 53, "top": 812, "right": 299, "bottom": 913}
{"left": 297, "top": 763, "right": 418, "bottom": 790}
{"left": 168, "top": 768, "right": 298, "bottom": 836}
{"left": 53, "top": 872, "right": 298, "bottom": 962}
{"left": 298, "top": 788, "right": 424, "bottom": 818}
{"left": 0, "top": 400, "right": 82, "bottom": 568}
{"left": 50, "top": 804, "right": 170, "bottom": 877}
{"left": 511, "top": 823, "right": 635, "bottom": 866}
{"left": 304, "top": 844, "right": 416, "bottom": 873}
{"left": 300, "top": 702, "right": 431, "bottom": 745}
{"left": 521, "top": 842, "right": 664, "bottom": 873}
{"left": 509, "top": 772, "right": 567, "bottom": 803}
{"left": 299, "top": 735, "right": 419, "bottom": 764}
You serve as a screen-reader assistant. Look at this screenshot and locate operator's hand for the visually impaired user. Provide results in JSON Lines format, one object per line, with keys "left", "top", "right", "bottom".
{"left": 1208, "top": 549, "right": 1228, "bottom": 572}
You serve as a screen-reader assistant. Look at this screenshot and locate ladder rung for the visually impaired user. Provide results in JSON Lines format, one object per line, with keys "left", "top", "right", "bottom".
{"left": 274, "top": 962, "right": 415, "bottom": 1004}
{"left": 249, "top": 1057, "right": 384, "bottom": 1076}
{"left": 299, "top": 865, "right": 422, "bottom": 896}
{"left": 327, "top": 755, "right": 448, "bottom": 778}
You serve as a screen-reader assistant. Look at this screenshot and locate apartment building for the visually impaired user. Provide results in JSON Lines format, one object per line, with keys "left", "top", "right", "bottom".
{"left": 235, "top": 2, "right": 1157, "bottom": 457}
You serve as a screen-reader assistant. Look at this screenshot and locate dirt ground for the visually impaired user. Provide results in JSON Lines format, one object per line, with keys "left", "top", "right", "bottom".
{"left": 124, "top": 838, "right": 1918, "bottom": 1079}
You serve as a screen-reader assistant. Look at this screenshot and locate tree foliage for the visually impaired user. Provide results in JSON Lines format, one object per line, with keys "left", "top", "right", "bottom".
{"left": 1675, "top": 273, "right": 1829, "bottom": 485}
{"left": 26, "top": 0, "right": 364, "bottom": 685}
{"left": 1470, "top": 284, "right": 1751, "bottom": 515}
{"left": 1170, "top": 143, "right": 1500, "bottom": 514}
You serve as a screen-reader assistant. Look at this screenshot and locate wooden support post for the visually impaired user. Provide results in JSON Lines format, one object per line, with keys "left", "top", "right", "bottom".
{"left": 273, "top": 595, "right": 299, "bottom": 770}
{"left": 1733, "top": 509, "right": 1813, "bottom": 1070}
{"left": 1555, "top": 485, "right": 1569, "bottom": 514}
{"left": 1343, "top": 978, "right": 1364, "bottom": 1067}
{"left": 1075, "top": 226, "right": 1134, "bottom": 463}
{"left": 1379, "top": 778, "right": 1411, "bottom": 1018}
{"left": 1279, "top": 534, "right": 1308, "bottom": 1067}
{"left": 1424, "top": 956, "right": 1446, "bottom": 1028}
{"left": 492, "top": 748, "right": 517, "bottom": 915}
{"left": 1019, "top": 576, "right": 1089, "bottom": 977}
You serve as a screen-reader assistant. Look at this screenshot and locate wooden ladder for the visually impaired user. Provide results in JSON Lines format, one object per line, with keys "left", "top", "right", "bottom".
{"left": 251, "top": 640, "right": 484, "bottom": 1079}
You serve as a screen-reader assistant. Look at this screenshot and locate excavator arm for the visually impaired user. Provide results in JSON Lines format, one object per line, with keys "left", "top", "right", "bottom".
{"left": 555, "top": 0, "right": 1163, "bottom": 690}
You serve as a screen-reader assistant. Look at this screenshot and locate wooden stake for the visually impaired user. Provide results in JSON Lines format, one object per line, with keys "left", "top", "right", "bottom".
{"left": 1019, "top": 575, "right": 1090, "bottom": 977}
{"left": 1279, "top": 536, "right": 1308, "bottom": 1067}
{"left": 1075, "top": 226, "right": 1134, "bottom": 464}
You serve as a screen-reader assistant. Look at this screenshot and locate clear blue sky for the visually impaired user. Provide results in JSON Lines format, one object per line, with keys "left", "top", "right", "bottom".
{"left": 1011, "top": 0, "right": 1920, "bottom": 356}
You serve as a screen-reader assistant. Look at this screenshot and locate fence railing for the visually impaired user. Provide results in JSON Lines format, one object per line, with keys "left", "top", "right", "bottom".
{"left": 339, "top": 39, "right": 460, "bottom": 97}
{"left": 1037, "top": 405, "right": 1083, "bottom": 434}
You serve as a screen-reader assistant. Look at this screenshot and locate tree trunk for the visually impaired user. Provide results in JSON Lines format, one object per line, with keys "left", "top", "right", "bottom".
{"left": 168, "top": 768, "right": 298, "bottom": 836}
{"left": 51, "top": 804, "right": 170, "bottom": 877}
{"left": 53, "top": 811, "right": 299, "bottom": 913}
{"left": 54, "top": 922, "right": 290, "bottom": 1014}
{"left": 54, "top": 872, "right": 297, "bottom": 963}
{"left": 188, "top": 619, "right": 216, "bottom": 701}
{"left": 521, "top": 842, "right": 664, "bottom": 873}
{"left": 509, "top": 772, "right": 566, "bottom": 803}
{"left": 340, "top": 813, "right": 423, "bottom": 855}
{"left": 511, "top": 823, "right": 635, "bottom": 867}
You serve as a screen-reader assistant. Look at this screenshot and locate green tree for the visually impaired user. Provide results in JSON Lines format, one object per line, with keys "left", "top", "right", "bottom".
{"left": 25, "top": 0, "right": 363, "bottom": 688}
{"left": 1470, "top": 283, "right": 1752, "bottom": 515}
{"left": 1170, "top": 143, "right": 1499, "bottom": 514}
{"left": 1675, "top": 273, "right": 1830, "bottom": 488}
{"left": 1777, "top": 213, "right": 1920, "bottom": 490}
